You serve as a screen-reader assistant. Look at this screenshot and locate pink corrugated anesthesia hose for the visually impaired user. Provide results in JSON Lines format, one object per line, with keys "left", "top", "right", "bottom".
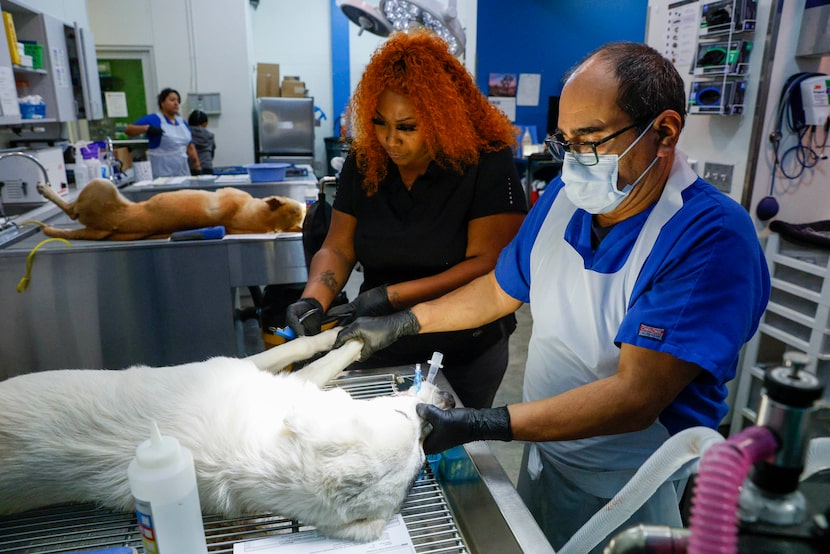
{"left": 688, "top": 426, "right": 779, "bottom": 554}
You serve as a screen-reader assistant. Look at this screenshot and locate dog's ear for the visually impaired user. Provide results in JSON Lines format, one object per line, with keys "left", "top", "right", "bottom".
{"left": 265, "top": 196, "right": 285, "bottom": 211}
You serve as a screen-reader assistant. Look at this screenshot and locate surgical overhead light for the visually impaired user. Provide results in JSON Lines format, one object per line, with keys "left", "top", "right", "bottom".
{"left": 380, "top": 0, "right": 464, "bottom": 56}
{"left": 336, "top": 0, "right": 465, "bottom": 57}
{"left": 337, "top": 0, "right": 393, "bottom": 37}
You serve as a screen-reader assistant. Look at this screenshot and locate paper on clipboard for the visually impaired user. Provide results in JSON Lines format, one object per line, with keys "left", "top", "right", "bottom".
{"left": 232, "top": 514, "right": 415, "bottom": 553}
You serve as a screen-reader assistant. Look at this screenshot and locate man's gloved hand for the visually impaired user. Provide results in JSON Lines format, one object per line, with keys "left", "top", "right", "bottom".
{"left": 326, "top": 285, "right": 394, "bottom": 325}
{"left": 146, "top": 125, "right": 164, "bottom": 138}
{"left": 333, "top": 309, "right": 420, "bottom": 361}
{"left": 416, "top": 404, "right": 512, "bottom": 455}
{"left": 285, "top": 297, "right": 324, "bottom": 337}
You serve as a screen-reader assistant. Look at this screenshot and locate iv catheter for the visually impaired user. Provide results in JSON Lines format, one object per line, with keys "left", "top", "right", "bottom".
{"left": 413, "top": 364, "right": 422, "bottom": 394}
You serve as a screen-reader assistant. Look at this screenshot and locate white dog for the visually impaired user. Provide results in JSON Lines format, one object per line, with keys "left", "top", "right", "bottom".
{"left": 0, "top": 330, "right": 454, "bottom": 542}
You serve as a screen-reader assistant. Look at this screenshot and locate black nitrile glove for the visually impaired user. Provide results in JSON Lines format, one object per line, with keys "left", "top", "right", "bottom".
{"left": 285, "top": 297, "right": 324, "bottom": 337}
{"left": 326, "top": 285, "right": 394, "bottom": 325}
{"left": 146, "top": 125, "right": 164, "bottom": 138}
{"left": 333, "top": 310, "right": 420, "bottom": 361}
{"left": 416, "top": 404, "right": 512, "bottom": 455}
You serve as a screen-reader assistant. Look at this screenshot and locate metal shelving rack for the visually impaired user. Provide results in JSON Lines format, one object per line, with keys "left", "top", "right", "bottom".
{"left": 730, "top": 232, "right": 830, "bottom": 435}
{"left": 688, "top": 0, "right": 756, "bottom": 116}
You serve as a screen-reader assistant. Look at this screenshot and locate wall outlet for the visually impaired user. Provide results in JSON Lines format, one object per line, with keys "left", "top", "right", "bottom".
{"left": 703, "top": 162, "right": 734, "bottom": 193}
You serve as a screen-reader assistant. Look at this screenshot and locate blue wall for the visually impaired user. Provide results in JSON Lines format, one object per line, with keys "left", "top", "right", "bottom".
{"left": 476, "top": 0, "right": 648, "bottom": 140}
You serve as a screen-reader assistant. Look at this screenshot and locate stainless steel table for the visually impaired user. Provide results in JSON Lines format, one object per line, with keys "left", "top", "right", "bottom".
{"left": 0, "top": 367, "right": 554, "bottom": 554}
{"left": 0, "top": 190, "right": 307, "bottom": 380}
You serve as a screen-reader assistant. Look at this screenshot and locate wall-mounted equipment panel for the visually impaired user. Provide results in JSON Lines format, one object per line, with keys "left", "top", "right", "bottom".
{"left": 687, "top": 0, "right": 757, "bottom": 116}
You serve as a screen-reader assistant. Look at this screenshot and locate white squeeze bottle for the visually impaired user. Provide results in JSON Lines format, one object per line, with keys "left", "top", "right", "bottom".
{"left": 128, "top": 421, "right": 208, "bottom": 554}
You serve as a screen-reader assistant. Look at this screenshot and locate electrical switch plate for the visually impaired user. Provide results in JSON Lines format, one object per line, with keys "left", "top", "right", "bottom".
{"left": 703, "top": 162, "right": 733, "bottom": 193}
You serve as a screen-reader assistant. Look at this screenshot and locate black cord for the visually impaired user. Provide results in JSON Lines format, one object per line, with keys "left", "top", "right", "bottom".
{"left": 768, "top": 73, "right": 828, "bottom": 192}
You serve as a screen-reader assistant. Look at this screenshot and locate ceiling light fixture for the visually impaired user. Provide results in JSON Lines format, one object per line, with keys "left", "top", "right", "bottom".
{"left": 336, "top": 0, "right": 465, "bottom": 57}
{"left": 337, "top": 0, "right": 393, "bottom": 37}
{"left": 380, "top": 0, "right": 464, "bottom": 56}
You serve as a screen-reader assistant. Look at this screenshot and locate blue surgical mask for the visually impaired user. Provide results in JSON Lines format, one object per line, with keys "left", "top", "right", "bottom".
{"left": 562, "top": 120, "right": 658, "bottom": 214}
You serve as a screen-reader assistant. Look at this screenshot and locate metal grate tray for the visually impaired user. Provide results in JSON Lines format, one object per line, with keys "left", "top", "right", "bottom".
{"left": 0, "top": 374, "right": 468, "bottom": 554}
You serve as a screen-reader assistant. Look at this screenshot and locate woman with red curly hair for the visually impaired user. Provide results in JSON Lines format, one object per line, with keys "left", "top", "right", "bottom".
{"left": 286, "top": 31, "right": 527, "bottom": 408}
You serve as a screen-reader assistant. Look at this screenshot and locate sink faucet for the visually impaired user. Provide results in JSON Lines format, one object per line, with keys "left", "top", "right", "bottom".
{"left": 0, "top": 151, "right": 51, "bottom": 229}
{"left": 105, "top": 136, "right": 115, "bottom": 179}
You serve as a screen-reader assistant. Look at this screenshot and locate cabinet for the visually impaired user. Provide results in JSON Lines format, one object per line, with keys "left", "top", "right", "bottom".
{"left": 729, "top": 232, "right": 830, "bottom": 435}
{"left": 0, "top": 0, "right": 101, "bottom": 124}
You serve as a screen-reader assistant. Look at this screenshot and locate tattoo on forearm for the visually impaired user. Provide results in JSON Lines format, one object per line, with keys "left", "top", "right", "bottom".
{"left": 319, "top": 270, "right": 339, "bottom": 293}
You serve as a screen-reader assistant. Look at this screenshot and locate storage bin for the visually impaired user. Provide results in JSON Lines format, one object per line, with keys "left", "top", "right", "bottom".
{"left": 19, "top": 103, "right": 46, "bottom": 119}
{"left": 244, "top": 162, "right": 290, "bottom": 182}
{"left": 23, "top": 43, "right": 42, "bottom": 69}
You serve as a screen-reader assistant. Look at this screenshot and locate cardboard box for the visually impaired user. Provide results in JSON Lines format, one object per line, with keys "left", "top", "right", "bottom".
{"left": 281, "top": 78, "right": 306, "bottom": 98}
{"left": 256, "top": 63, "right": 280, "bottom": 98}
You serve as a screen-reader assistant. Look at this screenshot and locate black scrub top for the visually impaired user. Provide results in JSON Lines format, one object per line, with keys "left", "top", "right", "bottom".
{"left": 333, "top": 146, "right": 527, "bottom": 366}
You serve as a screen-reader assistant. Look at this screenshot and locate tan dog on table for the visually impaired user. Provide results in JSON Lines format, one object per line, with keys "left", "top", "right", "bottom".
{"left": 34, "top": 178, "right": 305, "bottom": 240}
{"left": 0, "top": 329, "right": 456, "bottom": 542}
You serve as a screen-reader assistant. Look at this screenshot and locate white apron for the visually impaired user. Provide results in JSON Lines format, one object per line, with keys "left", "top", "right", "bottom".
{"left": 148, "top": 113, "right": 191, "bottom": 177}
{"left": 524, "top": 152, "right": 697, "bottom": 498}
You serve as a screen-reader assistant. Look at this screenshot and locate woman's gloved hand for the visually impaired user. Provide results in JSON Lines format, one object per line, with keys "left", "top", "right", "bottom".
{"left": 285, "top": 297, "right": 324, "bottom": 337}
{"left": 333, "top": 310, "right": 420, "bottom": 361}
{"left": 326, "top": 285, "right": 394, "bottom": 325}
{"left": 146, "top": 125, "right": 164, "bottom": 138}
{"left": 415, "top": 404, "right": 513, "bottom": 454}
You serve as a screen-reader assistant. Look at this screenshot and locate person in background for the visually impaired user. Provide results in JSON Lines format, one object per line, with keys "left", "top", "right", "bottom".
{"left": 334, "top": 41, "right": 770, "bottom": 550}
{"left": 285, "top": 30, "right": 527, "bottom": 409}
{"left": 125, "top": 88, "right": 201, "bottom": 177}
{"left": 187, "top": 109, "right": 215, "bottom": 175}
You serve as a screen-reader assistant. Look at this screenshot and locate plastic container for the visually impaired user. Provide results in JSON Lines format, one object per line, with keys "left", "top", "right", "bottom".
{"left": 244, "top": 162, "right": 290, "bottom": 183}
{"left": 22, "top": 43, "right": 42, "bottom": 69}
{"left": 19, "top": 103, "right": 45, "bottom": 119}
{"left": 84, "top": 155, "right": 102, "bottom": 182}
{"left": 128, "top": 421, "right": 207, "bottom": 554}
{"left": 73, "top": 162, "right": 90, "bottom": 191}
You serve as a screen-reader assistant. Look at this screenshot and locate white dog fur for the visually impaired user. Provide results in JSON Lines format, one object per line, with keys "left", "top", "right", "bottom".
{"left": 0, "top": 329, "right": 454, "bottom": 542}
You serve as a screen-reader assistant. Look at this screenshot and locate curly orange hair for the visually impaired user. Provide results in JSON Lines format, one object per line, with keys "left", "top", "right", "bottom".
{"left": 347, "top": 30, "right": 517, "bottom": 194}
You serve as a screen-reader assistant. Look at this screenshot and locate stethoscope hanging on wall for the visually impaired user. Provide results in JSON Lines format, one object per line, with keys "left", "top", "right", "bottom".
{"left": 758, "top": 72, "right": 829, "bottom": 220}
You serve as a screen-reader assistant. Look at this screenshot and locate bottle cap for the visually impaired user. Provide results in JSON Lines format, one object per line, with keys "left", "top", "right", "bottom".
{"left": 134, "top": 421, "right": 181, "bottom": 469}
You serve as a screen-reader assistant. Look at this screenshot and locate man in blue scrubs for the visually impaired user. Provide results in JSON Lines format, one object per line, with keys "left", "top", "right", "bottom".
{"left": 335, "top": 41, "right": 770, "bottom": 550}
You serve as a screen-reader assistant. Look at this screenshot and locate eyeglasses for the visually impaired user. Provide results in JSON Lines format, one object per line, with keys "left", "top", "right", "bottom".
{"left": 544, "top": 122, "right": 639, "bottom": 167}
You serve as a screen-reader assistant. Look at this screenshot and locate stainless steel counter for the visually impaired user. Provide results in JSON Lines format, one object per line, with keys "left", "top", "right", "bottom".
{"left": 0, "top": 189, "right": 308, "bottom": 380}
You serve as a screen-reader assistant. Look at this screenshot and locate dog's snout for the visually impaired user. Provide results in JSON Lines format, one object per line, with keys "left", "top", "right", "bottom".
{"left": 437, "top": 390, "right": 455, "bottom": 410}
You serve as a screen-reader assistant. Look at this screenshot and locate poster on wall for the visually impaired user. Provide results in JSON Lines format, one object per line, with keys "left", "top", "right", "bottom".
{"left": 105, "top": 92, "right": 128, "bottom": 118}
{"left": 488, "top": 97, "right": 516, "bottom": 122}
{"left": 517, "top": 73, "right": 541, "bottom": 106}
{"left": 488, "top": 73, "right": 518, "bottom": 97}
{"left": 663, "top": 0, "right": 700, "bottom": 72}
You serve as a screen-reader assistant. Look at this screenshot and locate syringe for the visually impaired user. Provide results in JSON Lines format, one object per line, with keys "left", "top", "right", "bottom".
{"left": 426, "top": 352, "right": 444, "bottom": 384}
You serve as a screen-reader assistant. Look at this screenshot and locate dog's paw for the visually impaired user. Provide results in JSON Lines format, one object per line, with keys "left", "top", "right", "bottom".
{"left": 321, "top": 517, "right": 388, "bottom": 542}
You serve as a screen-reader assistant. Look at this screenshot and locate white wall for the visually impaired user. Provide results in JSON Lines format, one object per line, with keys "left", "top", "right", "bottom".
{"left": 86, "top": 0, "right": 256, "bottom": 168}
